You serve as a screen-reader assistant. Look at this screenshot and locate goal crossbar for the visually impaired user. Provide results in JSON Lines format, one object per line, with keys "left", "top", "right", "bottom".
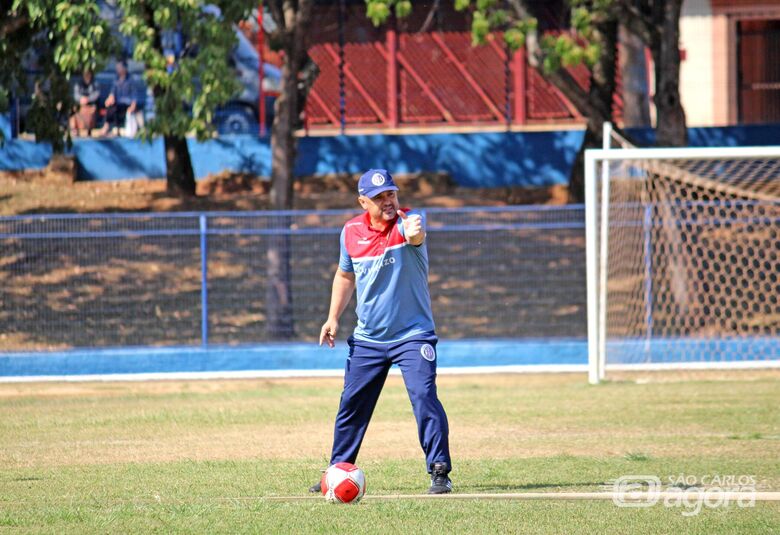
{"left": 585, "top": 146, "right": 780, "bottom": 162}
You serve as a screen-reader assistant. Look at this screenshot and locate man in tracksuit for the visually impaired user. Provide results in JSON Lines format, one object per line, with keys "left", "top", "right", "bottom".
{"left": 310, "top": 168, "right": 453, "bottom": 494}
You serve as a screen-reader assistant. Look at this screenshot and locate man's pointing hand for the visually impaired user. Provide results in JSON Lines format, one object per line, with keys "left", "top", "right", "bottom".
{"left": 398, "top": 210, "right": 424, "bottom": 245}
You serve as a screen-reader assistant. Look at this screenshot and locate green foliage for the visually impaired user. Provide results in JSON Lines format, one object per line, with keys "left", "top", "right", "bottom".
{"left": 369, "top": 0, "right": 611, "bottom": 77}
{"left": 497, "top": 17, "right": 538, "bottom": 52}
{"left": 366, "top": 0, "right": 391, "bottom": 27}
{"left": 48, "top": 1, "right": 112, "bottom": 73}
{"left": 470, "top": 11, "right": 490, "bottom": 45}
{"left": 365, "top": 0, "right": 412, "bottom": 26}
{"left": 583, "top": 43, "right": 602, "bottom": 67}
{"left": 571, "top": 6, "right": 592, "bottom": 35}
{"left": 22, "top": 73, "right": 73, "bottom": 149}
{"left": 395, "top": 0, "right": 412, "bottom": 19}
{"left": 117, "top": 0, "right": 255, "bottom": 142}
{"left": 503, "top": 27, "right": 525, "bottom": 50}
{"left": 475, "top": 0, "right": 497, "bottom": 11}
{"left": 542, "top": 54, "right": 561, "bottom": 74}
{"left": 487, "top": 8, "right": 508, "bottom": 28}
{"left": 554, "top": 34, "right": 575, "bottom": 57}
{"left": 367, "top": 0, "right": 611, "bottom": 73}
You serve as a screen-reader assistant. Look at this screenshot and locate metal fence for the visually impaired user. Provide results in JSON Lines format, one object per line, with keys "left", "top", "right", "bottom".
{"left": 0, "top": 206, "right": 587, "bottom": 352}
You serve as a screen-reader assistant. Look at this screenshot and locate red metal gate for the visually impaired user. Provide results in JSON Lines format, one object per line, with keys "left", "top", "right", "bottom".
{"left": 301, "top": 4, "right": 618, "bottom": 130}
{"left": 307, "top": 30, "right": 596, "bottom": 129}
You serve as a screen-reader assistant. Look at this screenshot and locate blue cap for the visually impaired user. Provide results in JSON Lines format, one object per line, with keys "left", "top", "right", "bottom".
{"left": 357, "top": 169, "right": 399, "bottom": 198}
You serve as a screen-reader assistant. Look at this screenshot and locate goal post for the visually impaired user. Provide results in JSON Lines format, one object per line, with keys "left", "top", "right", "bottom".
{"left": 585, "top": 141, "right": 780, "bottom": 384}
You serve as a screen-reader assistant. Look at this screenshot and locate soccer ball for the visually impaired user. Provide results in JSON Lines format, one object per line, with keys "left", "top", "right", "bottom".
{"left": 321, "top": 462, "right": 366, "bottom": 504}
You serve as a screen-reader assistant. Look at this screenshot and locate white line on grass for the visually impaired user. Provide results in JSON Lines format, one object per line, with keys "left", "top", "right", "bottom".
{"left": 261, "top": 491, "right": 780, "bottom": 502}
{"left": 5, "top": 361, "right": 780, "bottom": 383}
{"left": 0, "top": 364, "right": 588, "bottom": 383}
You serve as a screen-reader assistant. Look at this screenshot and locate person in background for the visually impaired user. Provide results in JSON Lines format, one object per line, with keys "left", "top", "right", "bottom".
{"left": 69, "top": 69, "right": 100, "bottom": 137}
{"left": 99, "top": 60, "right": 137, "bottom": 136}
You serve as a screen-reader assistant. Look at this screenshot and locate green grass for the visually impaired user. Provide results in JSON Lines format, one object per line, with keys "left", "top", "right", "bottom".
{"left": 624, "top": 451, "right": 652, "bottom": 461}
{"left": 1, "top": 372, "right": 779, "bottom": 534}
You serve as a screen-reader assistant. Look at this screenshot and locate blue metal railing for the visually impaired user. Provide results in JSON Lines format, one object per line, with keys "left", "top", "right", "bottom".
{"left": 0, "top": 206, "right": 588, "bottom": 351}
{"left": 3, "top": 200, "right": 774, "bottom": 354}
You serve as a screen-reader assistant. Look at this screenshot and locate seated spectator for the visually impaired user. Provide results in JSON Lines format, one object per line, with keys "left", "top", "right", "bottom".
{"left": 69, "top": 69, "right": 100, "bottom": 136}
{"left": 99, "top": 60, "right": 137, "bottom": 136}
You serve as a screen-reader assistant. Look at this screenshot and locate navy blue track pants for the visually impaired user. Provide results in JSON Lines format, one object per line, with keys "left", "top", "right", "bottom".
{"left": 329, "top": 335, "right": 451, "bottom": 473}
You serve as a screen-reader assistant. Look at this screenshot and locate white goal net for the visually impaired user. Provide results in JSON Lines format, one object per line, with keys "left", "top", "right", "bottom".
{"left": 585, "top": 137, "right": 780, "bottom": 383}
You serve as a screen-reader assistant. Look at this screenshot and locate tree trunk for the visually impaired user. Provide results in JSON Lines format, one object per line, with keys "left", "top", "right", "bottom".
{"left": 619, "top": 25, "right": 651, "bottom": 127}
{"left": 264, "top": 66, "right": 298, "bottom": 339}
{"left": 570, "top": 124, "right": 602, "bottom": 201}
{"left": 139, "top": 3, "right": 195, "bottom": 198}
{"left": 567, "top": 18, "right": 619, "bottom": 202}
{"left": 270, "top": 62, "right": 299, "bottom": 210}
{"left": 163, "top": 136, "right": 196, "bottom": 196}
{"left": 264, "top": 6, "right": 314, "bottom": 339}
{"left": 651, "top": 0, "right": 687, "bottom": 146}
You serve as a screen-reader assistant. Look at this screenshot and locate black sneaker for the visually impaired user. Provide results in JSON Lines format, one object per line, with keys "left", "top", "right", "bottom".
{"left": 309, "top": 467, "right": 330, "bottom": 493}
{"left": 428, "top": 462, "right": 452, "bottom": 494}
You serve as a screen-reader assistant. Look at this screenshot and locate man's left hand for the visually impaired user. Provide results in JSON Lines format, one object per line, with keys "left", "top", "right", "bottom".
{"left": 398, "top": 210, "right": 424, "bottom": 245}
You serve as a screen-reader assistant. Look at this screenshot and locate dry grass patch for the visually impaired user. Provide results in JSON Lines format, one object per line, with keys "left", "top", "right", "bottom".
{"left": 2, "top": 372, "right": 778, "bottom": 469}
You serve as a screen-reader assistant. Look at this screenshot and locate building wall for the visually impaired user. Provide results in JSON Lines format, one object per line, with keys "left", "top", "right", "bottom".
{"left": 680, "top": 0, "right": 717, "bottom": 126}
{"left": 664, "top": 0, "right": 780, "bottom": 127}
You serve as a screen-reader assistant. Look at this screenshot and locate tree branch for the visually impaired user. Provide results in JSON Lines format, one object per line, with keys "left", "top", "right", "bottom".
{"left": 267, "top": 0, "right": 286, "bottom": 32}
{"left": 546, "top": 64, "right": 603, "bottom": 120}
{"left": 419, "top": 0, "right": 441, "bottom": 34}
{"left": 294, "top": 0, "right": 313, "bottom": 36}
{"left": 282, "top": 0, "right": 297, "bottom": 32}
{"left": 0, "top": 12, "right": 29, "bottom": 39}
{"left": 506, "top": 0, "right": 531, "bottom": 20}
{"left": 616, "top": 0, "right": 657, "bottom": 46}
{"left": 508, "top": 0, "right": 606, "bottom": 122}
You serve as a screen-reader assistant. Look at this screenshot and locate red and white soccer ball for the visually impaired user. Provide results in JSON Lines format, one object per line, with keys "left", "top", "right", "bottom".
{"left": 321, "top": 462, "right": 366, "bottom": 504}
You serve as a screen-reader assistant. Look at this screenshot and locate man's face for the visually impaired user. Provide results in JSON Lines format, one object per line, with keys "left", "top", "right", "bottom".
{"left": 359, "top": 190, "right": 400, "bottom": 223}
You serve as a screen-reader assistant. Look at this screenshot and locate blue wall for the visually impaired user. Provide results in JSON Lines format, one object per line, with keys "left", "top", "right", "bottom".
{"left": 0, "top": 113, "right": 11, "bottom": 140}
{"left": 70, "top": 129, "right": 583, "bottom": 187}
{"left": 2, "top": 124, "right": 780, "bottom": 188}
{"left": 0, "top": 139, "right": 52, "bottom": 170}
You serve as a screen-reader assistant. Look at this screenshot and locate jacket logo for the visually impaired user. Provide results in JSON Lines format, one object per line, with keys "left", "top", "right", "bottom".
{"left": 420, "top": 344, "right": 436, "bottom": 361}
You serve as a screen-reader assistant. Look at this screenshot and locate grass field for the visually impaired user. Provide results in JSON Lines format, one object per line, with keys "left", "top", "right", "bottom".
{"left": 1, "top": 371, "right": 779, "bottom": 534}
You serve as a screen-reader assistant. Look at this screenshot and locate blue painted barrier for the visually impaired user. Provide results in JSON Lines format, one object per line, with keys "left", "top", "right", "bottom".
{"left": 0, "top": 113, "right": 11, "bottom": 140}
{"left": 0, "top": 139, "right": 52, "bottom": 170}
{"left": 0, "top": 339, "right": 589, "bottom": 378}
{"left": 3, "top": 123, "right": 779, "bottom": 188}
{"left": 2, "top": 336, "right": 778, "bottom": 379}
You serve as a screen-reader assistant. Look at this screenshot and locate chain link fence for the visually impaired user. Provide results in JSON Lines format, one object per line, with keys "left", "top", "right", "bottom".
{"left": 0, "top": 207, "right": 587, "bottom": 352}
